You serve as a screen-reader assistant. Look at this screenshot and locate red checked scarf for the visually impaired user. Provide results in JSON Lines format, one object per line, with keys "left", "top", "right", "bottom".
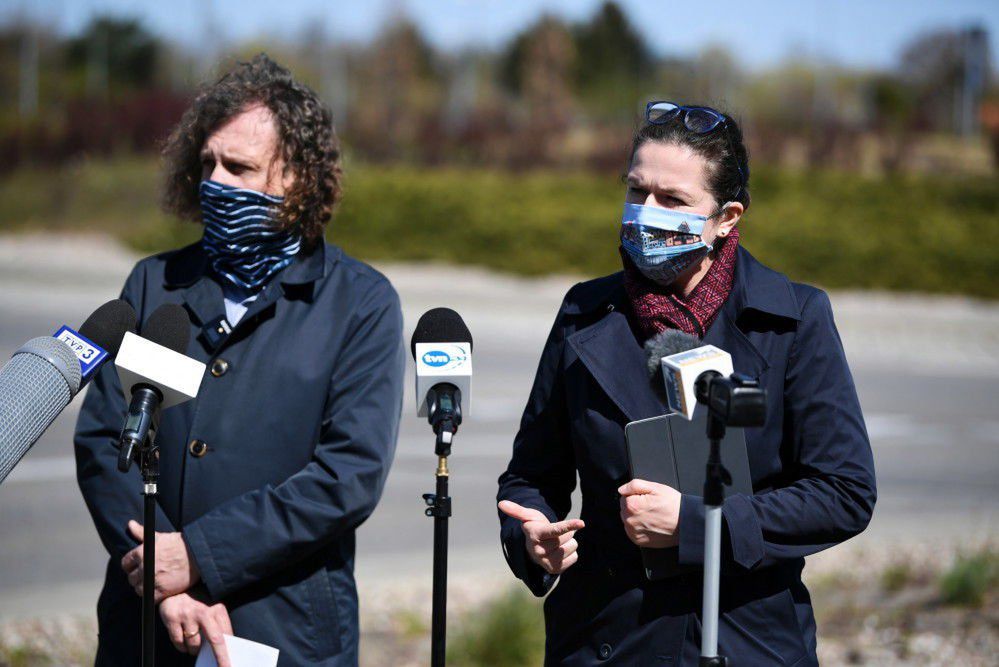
{"left": 621, "top": 227, "right": 740, "bottom": 341}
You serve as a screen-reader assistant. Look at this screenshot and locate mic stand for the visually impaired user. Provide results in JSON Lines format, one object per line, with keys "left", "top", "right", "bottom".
{"left": 423, "top": 432, "right": 452, "bottom": 667}
{"left": 700, "top": 413, "right": 731, "bottom": 667}
{"left": 693, "top": 371, "right": 765, "bottom": 667}
{"left": 421, "top": 384, "right": 461, "bottom": 667}
{"left": 139, "top": 441, "right": 159, "bottom": 667}
{"left": 117, "top": 387, "right": 162, "bottom": 667}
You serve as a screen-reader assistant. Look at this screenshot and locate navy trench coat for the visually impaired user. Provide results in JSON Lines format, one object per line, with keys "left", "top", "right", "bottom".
{"left": 75, "top": 241, "right": 405, "bottom": 666}
{"left": 497, "top": 246, "right": 876, "bottom": 666}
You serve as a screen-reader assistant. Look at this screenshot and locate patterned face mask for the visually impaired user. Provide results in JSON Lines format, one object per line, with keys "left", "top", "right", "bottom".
{"left": 620, "top": 202, "right": 714, "bottom": 285}
{"left": 200, "top": 179, "right": 301, "bottom": 291}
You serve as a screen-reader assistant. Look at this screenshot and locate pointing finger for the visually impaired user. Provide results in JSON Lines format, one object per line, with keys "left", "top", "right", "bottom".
{"left": 498, "top": 500, "right": 548, "bottom": 523}
{"left": 534, "top": 518, "right": 585, "bottom": 541}
{"left": 538, "top": 530, "right": 577, "bottom": 549}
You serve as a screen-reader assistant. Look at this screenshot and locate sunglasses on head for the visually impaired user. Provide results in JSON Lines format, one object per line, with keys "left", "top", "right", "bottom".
{"left": 644, "top": 101, "right": 747, "bottom": 195}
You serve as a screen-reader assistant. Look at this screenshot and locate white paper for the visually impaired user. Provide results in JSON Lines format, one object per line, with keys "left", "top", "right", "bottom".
{"left": 194, "top": 634, "right": 279, "bottom": 667}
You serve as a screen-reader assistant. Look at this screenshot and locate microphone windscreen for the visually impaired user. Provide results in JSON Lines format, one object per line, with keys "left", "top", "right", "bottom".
{"left": 644, "top": 328, "right": 701, "bottom": 378}
{"left": 78, "top": 300, "right": 137, "bottom": 358}
{"left": 142, "top": 304, "right": 191, "bottom": 354}
{"left": 410, "top": 308, "right": 473, "bottom": 359}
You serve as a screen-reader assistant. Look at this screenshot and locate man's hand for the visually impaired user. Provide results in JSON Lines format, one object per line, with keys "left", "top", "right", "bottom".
{"left": 498, "top": 500, "right": 584, "bottom": 575}
{"left": 121, "top": 520, "right": 200, "bottom": 602}
{"left": 159, "top": 590, "right": 232, "bottom": 666}
{"left": 618, "top": 479, "right": 682, "bottom": 548}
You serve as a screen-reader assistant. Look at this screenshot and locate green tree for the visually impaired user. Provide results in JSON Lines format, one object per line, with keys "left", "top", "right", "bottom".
{"left": 572, "top": 1, "right": 652, "bottom": 119}
{"left": 63, "top": 16, "right": 160, "bottom": 96}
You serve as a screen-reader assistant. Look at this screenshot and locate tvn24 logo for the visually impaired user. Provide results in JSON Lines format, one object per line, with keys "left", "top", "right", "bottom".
{"left": 419, "top": 344, "right": 469, "bottom": 372}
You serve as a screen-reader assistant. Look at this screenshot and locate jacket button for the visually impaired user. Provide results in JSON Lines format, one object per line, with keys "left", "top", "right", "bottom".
{"left": 210, "top": 358, "right": 229, "bottom": 377}
{"left": 189, "top": 439, "right": 208, "bottom": 457}
{"left": 598, "top": 643, "right": 612, "bottom": 660}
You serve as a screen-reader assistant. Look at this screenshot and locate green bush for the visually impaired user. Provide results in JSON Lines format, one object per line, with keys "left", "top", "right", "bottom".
{"left": 880, "top": 561, "right": 913, "bottom": 593}
{"left": 938, "top": 549, "right": 999, "bottom": 607}
{"left": 2, "top": 157, "right": 997, "bottom": 298}
{"left": 447, "top": 587, "right": 545, "bottom": 667}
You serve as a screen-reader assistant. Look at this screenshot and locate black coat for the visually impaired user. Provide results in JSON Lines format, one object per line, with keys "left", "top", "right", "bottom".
{"left": 497, "top": 246, "right": 876, "bottom": 666}
{"left": 75, "top": 242, "right": 405, "bottom": 666}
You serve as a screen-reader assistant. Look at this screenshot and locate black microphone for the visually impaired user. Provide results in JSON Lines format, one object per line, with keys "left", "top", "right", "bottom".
{"left": 410, "top": 308, "right": 473, "bottom": 456}
{"left": 74, "top": 299, "right": 138, "bottom": 386}
{"left": 116, "top": 304, "right": 196, "bottom": 472}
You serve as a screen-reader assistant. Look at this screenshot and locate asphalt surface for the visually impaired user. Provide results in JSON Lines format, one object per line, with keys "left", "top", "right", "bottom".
{"left": 0, "top": 235, "right": 996, "bottom": 620}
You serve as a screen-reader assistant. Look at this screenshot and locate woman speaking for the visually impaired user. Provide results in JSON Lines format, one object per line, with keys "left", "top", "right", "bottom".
{"left": 497, "top": 102, "right": 876, "bottom": 665}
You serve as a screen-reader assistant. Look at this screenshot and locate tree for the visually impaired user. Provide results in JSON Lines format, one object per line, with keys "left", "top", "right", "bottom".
{"left": 64, "top": 17, "right": 160, "bottom": 96}
{"left": 572, "top": 1, "right": 652, "bottom": 119}
{"left": 898, "top": 27, "right": 989, "bottom": 134}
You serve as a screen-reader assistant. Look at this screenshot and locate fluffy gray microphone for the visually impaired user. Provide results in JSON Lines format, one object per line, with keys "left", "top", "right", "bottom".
{"left": 644, "top": 329, "right": 702, "bottom": 378}
{"left": 0, "top": 299, "right": 136, "bottom": 484}
{"left": 0, "top": 337, "right": 81, "bottom": 483}
{"left": 643, "top": 329, "right": 702, "bottom": 401}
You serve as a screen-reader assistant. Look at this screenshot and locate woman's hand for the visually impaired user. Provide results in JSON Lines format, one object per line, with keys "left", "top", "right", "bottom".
{"left": 618, "top": 479, "right": 681, "bottom": 548}
{"left": 498, "top": 500, "right": 585, "bottom": 575}
{"left": 121, "top": 520, "right": 200, "bottom": 602}
{"left": 159, "top": 590, "right": 232, "bottom": 666}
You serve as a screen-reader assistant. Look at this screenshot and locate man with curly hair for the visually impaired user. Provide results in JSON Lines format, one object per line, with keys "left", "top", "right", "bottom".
{"left": 74, "top": 54, "right": 405, "bottom": 666}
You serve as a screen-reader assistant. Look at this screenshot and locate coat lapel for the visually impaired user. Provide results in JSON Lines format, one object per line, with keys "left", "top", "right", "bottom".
{"left": 567, "top": 311, "right": 667, "bottom": 423}
{"left": 703, "top": 303, "right": 769, "bottom": 380}
{"left": 163, "top": 242, "right": 330, "bottom": 355}
{"left": 560, "top": 246, "right": 801, "bottom": 425}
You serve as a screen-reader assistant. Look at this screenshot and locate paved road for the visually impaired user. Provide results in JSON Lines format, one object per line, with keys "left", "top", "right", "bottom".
{"left": 0, "top": 235, "right": 996, "bottom": 620}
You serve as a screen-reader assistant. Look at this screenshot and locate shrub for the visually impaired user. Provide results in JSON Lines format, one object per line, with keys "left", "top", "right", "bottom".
{"left": 2, "top": 157, "right": 997, "bottom": 299}
{"left": 447, "top": 587, "right": 545, "bottom": 667}
{"left": 938, "top": 549, "right": 999, "bottom": 607}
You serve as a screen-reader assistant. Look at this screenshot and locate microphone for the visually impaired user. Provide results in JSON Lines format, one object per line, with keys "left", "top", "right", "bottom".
{"left": 646, "top": 330, "right": 733, "bottom": 420}
{"left": 647, "top": 329, "right": 765, "bottom": 426}
{"left": 644, "top": 328, "right": 703, "bottom": 402}
{"left": 0, "top": 299, "right": 137, "bottom": 484}
{"left": 410, "top": 308, "right": 472, "bottom": 455}
{"left": 54, "top": 299, "right": 138, "bottom": 386}
{"left": 644, "top": 328, "right": 733, "bottom": 420}
{"left": 115, "top": 304, "right": 205, "bottom": 472}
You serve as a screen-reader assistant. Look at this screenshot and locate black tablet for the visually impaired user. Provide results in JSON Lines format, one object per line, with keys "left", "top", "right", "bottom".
{"left": 624, "top": 410, "right": 753, "bottom": 580}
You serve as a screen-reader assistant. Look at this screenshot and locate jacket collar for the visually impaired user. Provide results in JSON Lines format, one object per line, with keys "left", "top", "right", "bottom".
{"left": 163, "top": 241, "right": 332, "bottom": 348}
{"left": 162, "top": 241, "right": 331, "bottom": 290}
{"left": 563, "top": 246, "right": 801, "bottom": 323}
{"left": 567, "top": 311, "right": 667, "bottom": 422}
{"left": 564, "top": 246, "right": 796, "bottom": 423}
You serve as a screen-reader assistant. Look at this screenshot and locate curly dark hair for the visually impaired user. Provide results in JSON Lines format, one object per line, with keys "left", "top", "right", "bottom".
{"left": 161, "top": 53, "right": 342, "bottom": 253}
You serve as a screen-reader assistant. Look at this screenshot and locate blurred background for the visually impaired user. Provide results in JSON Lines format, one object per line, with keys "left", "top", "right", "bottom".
{"left": 0, "top": 1, "right": 997, "bottom": 665}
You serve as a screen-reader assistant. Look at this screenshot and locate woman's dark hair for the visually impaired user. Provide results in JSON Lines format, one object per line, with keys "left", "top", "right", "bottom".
{"left": 628, "top": 107, "right": 751, "bottom": 212}
{"left": 161, "top": 53, "right": 342, "bottom": 253}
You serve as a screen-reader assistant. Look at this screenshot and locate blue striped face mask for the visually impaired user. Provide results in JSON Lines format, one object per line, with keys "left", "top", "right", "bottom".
{"left": 200, "top": 179, "right": 301, "bottom": 291}
{"left": 620, "top": 202, "right": 714, "bottom": 285}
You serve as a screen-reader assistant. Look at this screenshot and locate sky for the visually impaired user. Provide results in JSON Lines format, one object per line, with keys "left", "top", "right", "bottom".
{"left": 6, "top": 0, "right": 999, "bottom": 72}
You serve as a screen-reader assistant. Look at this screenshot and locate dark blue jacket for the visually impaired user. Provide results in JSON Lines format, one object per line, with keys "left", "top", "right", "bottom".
{"left": 497, "top": 246, "right": 876, "bottom": 666}
{"left": 75, "top": 242, "right": 405, "bottom": 666}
